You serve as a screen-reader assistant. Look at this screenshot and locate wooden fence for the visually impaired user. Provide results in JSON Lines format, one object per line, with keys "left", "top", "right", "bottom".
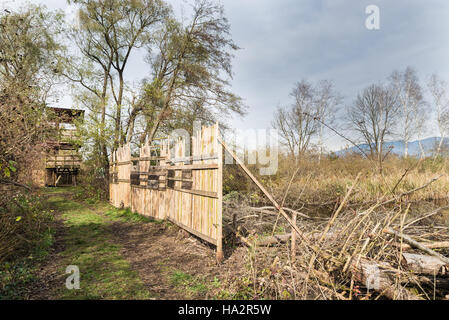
{"left": 109, "top": 123, "right": 223, "bottom": 260}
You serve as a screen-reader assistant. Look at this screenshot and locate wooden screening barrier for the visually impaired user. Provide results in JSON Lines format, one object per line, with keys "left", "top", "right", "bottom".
{"left": 109, "top": 123, "right": 223, "bottom": 260}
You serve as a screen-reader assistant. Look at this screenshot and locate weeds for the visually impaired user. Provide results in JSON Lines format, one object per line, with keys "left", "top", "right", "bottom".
{"left": 0, "top": 191, "right": 54, "bottom": 299}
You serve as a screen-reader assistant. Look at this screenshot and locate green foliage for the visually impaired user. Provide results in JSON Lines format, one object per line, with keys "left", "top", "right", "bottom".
{"left": 0, "top": 5, "right": 64, "bottom": 189}
{"left": 104, "top": 207, "right": 155, "bottom": 224}
{"left": 0, "top": 194, "right": 54, "bottom": 299}
{"left": 169, "top": 270, "right": 208, "bottom": 297}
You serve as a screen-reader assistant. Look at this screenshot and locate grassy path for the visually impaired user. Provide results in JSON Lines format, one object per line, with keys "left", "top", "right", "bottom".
{"left": 42, "top": 190, "right": 154, "bottom": 299}
{"left": 29, "top": 188, "right": 224, "bottom": 300}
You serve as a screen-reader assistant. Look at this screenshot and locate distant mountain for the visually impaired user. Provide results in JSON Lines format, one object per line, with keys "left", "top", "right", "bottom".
{"left": 336, "top": 137, "right": 449, "bottom": 157}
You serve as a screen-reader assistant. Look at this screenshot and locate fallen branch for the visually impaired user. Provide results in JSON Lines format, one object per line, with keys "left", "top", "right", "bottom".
{"left": 250, "top": 206, "right": 310, "bottom": 219}
{"left": 350, "top": 257, "right": 423, "bottom": 300}
{"left": 0, "top": 179, "right": 32, "bottom": 191}
{"left": 402, "top": 253, "right": 448, "bottom": 276}
{"left": 385, "top": 227, "right": 449, "bottom": 264}
{"left": 393, "top": 241, "right": 449, "bottom": 251}
{"left": 404, "top": 205, "right": 449, "bottom": 229}
{"left": 359, "top": 175, "right": 443, "bottom": 216}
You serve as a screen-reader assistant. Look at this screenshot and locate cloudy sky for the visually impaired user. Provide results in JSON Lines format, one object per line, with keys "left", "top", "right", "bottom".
{"left": 3, "top": 0, "right": 449, "bottom": 150}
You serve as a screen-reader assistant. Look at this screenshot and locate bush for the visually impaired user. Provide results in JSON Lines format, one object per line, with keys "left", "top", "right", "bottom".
{"left": 0, "top": 190, "right": 54, "bottom": 299}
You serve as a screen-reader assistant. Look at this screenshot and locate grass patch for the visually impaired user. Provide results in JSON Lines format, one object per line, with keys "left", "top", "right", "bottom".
{"left": 104, "top": 206, "right": 156, "bottom": 224}
{"left": 0, "top": 228, "right": 54, "bottom": 299}
{"left": 42, "top": 186, "right": 79, "bottom": 195}
{"left": 45, "top": 193, "right": 153, "bottom": 300}
{"left": 169, "top": 270, "right": 210, "bottom": 297}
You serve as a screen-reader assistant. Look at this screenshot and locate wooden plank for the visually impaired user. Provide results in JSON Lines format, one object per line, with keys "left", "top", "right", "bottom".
{"left": 171, "top": 188, "right": 218, "bottom": 199}
{"left": 167, "top": 178, "right": 193, "bottom": 182}
{"left": 216, "top": 123, "right": 224, "bottom": 262}
{"left": 167, "top": 217, "right": 217, "bottom": 246}
{"left": 131, "top": 171, "right": 167, "bottom": 176}
{"left": 167, "top": 164, "right": 219, "bottom": 170}
{"left": 131, "top": 156, "right": 166, "bottom": 161}
{"left": 170, "top": 154, "right": 219, "bottom": 163}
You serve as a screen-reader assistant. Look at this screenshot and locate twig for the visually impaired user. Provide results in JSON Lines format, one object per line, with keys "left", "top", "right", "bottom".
{"left": 384, "top": 227, "right": 449, "bottom": 264}
{"left": 0, "top": 179, "right": 32, "bottom": 191}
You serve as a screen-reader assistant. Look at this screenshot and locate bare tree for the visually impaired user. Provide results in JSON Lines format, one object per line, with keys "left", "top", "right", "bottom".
{"left": 427, "top": 74, "right": 449, "bottom": 158}
{"left": 314, "top": 80, "right": 342, "bottom": 162}
{"left": 348, "top": 84, "right": 400, "bottom": 173}
{"left": 389, "top": 67, "right": 426, "bottom": 158}
{"left": 272, "top": 80, "right": 319, "bottom": 162}
{"left": 415, "top": 101, "right": 429, "bottom": 159}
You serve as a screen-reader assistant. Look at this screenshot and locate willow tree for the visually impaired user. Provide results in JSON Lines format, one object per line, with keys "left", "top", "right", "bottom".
{"left": 126, "top": 0, "right": 245, "bottom": 145}
{"left": 64, "top": 0, "right": 170, "bottom": 177}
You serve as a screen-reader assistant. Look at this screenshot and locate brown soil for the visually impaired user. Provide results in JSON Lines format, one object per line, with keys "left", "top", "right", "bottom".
{"left": 29, "top": 192, "right": 246, "bottom": 300}
{"left": 106, "top": 220, "right": 222, "bottom": 299}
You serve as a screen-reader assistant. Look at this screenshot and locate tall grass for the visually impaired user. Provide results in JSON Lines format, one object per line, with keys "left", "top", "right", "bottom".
{"left": 224, "top": 153, "right": 449, "bottom": 211}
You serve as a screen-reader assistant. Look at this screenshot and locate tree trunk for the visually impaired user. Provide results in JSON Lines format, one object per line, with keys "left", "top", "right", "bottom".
{"left": 435, "top": 133, "right": 446, "bottom": 158}
{"left": 418, "top": 139, "right": 425, "bottom": 159}
{"left": 404, "top": 140, "right": 408, "bottom": 158}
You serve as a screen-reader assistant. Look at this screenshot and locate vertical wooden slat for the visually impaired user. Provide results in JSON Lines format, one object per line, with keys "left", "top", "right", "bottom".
{"left": 108, "top": 124, "right": 223, "bottom": 256}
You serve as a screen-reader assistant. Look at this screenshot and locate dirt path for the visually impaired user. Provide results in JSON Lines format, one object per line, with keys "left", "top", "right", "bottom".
{"left": 30, "top": 189, "right": 226, "bottom": 299}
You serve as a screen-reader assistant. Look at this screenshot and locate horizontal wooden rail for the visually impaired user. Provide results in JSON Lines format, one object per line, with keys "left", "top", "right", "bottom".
{"left": 131, "top": 185, "right": 165, "bottom": 190}
{"left": 166, "top": 164, "right": 218, "bottom": 170}
{"left": 171, "top": 187, "right": 218, "bottom": 199}
{"left": 109, "top": 123, "right": 222, "bottom": 258}
{"left": 167, "top": 177, "right": 192, "bottom": 182}
{"left": 131, "top": 171, "right": 167, "bottom": 176}
{"left": 110, "top": 161, "right": 132, "bottom": 166}
{"left": 167, "top": 217, "right": 217, "bottom": 245}
{"left": 170, "top": 154, "right": 219, "bottom": 163}
{"left": 131, "top": 156, "right": 167, "bottom": 161}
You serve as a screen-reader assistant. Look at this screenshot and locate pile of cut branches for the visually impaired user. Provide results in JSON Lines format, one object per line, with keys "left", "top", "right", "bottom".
{"left": 223, "top": 175, "right": 449, "bottom": 300}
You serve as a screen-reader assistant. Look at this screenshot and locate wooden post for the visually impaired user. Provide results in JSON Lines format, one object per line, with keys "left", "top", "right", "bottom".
{"left": 291, "top": 211, "right": 297, "bottom": 263}
{"left": 216, "top": 122, "right": 224, "bottom": 263}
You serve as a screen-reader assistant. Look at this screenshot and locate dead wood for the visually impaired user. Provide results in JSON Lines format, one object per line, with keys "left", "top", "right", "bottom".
{"left": 250, "top": 206, "right": 310, "bottom": 219}
{"left": 385, "top": 227, "right": 449, "bottom": 264}
{"left": 393, "top": 241, "right": 449, "bottom": 251}
{"left": 350, "top": 257, "right": 423, "bottom": 300}
{"left": 402, "top": 253, "right": 449, "bottom": 276}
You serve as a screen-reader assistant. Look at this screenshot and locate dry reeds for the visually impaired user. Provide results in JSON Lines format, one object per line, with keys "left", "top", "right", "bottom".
{"left": 223, "top": 172, "right": 449, "bottom": 300}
